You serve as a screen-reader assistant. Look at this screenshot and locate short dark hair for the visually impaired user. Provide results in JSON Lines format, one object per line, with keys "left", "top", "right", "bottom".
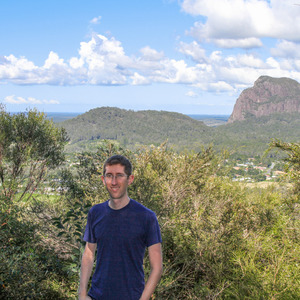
{"left": 103, "top": 155, "right": 132, "bottom": 176}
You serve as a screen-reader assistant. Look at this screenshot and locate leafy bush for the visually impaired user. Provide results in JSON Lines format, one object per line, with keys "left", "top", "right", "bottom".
{"left": 0, "top": 107, "right": 68, "bottom": 204}
{"left": 1, "top": 139, "right": 299, "bottom": 299}
{"left": 0, "top": 201, "right": 74, "bottom": 299}
{"left": 129, "top": 144, "right": 299, "bottom": 299}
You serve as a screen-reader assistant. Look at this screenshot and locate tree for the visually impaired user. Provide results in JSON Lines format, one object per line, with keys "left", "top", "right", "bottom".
{"left": 269, "top": 139, "right": 300, "bottom": 195}
{"left": 0, "top": 107, "right": 68, "bottom": 204}
{"left": 0, "top": 107, "right": 69, "bottom": 298}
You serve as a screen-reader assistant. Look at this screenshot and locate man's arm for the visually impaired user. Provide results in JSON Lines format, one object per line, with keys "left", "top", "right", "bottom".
{"left": 140, "top": 243, "right": 163, "bottom": 300}
{"left": 78, "top": 242, "right": 97, "bottom": 300}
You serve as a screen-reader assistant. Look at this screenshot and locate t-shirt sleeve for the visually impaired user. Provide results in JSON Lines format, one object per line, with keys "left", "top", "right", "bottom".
{"left": 83, "top": 208, "right": 96, "bottom": 243}
{"left": 145, "top": 212, "right": 162, "bottom": 247}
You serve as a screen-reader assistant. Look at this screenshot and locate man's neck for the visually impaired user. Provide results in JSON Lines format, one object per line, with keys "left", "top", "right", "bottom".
{"left": 108, "top": 196, "right": 130, "bottom": 210}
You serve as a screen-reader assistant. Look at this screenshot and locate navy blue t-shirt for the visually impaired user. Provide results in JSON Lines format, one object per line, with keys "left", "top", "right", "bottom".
{"left": 83, "top": 199, "right": 162, "bottom": 300}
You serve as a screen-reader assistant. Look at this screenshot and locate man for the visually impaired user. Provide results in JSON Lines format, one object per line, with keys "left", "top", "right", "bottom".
{"left": 78, "top": 155, "right": 163, "bottom": 300}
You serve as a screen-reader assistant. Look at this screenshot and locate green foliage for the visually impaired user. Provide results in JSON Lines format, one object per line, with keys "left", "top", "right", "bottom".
{"left": 0, "top": 107, "right": 70, "bottom": 298}
{"left": 128, "top": 144, "right": 299, "bottom": 299}
{"left": 269, "top": 139, "right": 300, "bottom": 196}
{"left": 0, "top": 107, "right": 68, "bottom": 203}
{"left": 1, "top": 134, "right": 299, "bottom": 299}
{"left": 59, "top": 107, "right": 213, "bottom": 152}
{"left": 50, "top": 198, "right": 92, "bottom": 277}
{"left": 59, "top": 107, "right": 300, "bottom": 156}
{"left": 0, "top": 200, "right": 74, "bottom": 299}
{"left": 215, "top": 112, "right": 300, "bottom": 156}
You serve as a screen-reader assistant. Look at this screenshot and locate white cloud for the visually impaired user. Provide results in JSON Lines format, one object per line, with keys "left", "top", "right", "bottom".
{"left": 151, "top": 59, "right": 202, "bottom": 84}
{"left": 131, "top": 72, "right": 150, "bottom": 85}
{"left": 271, "top": 40, "right": 300, "bottom": 59}
{"left": 77, "top": 34, "right": 132, "bottom": 85}
{"left": 214, "top": 38, "right": 263, "bottom": 49}
{"left": 182, "top": 0, "right": 300, "bottom": 46}
{"left": 0, "top": 55, "right": 37, "bottom": 83}
{"left": 90, "top": 16, "right": 102, "bottom": 25}
{"left": 186, "top": 91, "right": 198, "bottom": 97}
{"left": 225, "top": 54, "right": 265, "bottom": 69}
{"left": 208, "top": 81, "right": 235, "bottom": 93}
{"left": 266, "top": 57, "right": 280, "bottom": 69}
{"left": 210, "top": 51, "right": 222, "bottom": 62}
{"left": 69, "top": 57, "right": 84, "bottom": 69}
{"left": 179, "top": 41, "right": 207, "bottom": 63}
{"left": 4, "top": 95, "right": 60, "bottom": 105}
{"left": 140, "top": 46, "right": 165, "bottom": 61}
{"left": 1, "top": 29, "right": 300, "bottom": 96}
{"left": 44, "top": 51, "right": 66, "bottom": 69}
{"left": 4, "top": 95, "right": 28, "bottom": 104}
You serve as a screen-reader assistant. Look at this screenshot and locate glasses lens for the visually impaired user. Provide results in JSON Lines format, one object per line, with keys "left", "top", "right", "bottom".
{"left": 105, "top": 174, "right": 127, "bottom": 180}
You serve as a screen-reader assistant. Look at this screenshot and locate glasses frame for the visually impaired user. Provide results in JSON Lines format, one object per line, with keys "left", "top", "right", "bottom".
{"left": 104, "top": 173, "right": 129, "bottom": 181}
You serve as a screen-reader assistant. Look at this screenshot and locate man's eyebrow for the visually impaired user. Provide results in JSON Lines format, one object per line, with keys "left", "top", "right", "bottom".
{"left": 106, "top": 172, "right": 126, "bottom": 175}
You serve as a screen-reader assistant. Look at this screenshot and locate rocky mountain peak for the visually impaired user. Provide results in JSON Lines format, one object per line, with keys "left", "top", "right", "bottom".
{"left": 228, "top": 76, "right": 300, "bottom": 123}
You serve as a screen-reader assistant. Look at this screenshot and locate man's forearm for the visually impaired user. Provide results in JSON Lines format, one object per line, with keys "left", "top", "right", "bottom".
{"left": 78, "top": 252, "right": 94, "bottom": 298}
{"left": 140, "top": 267, "right": 163, "bottom": 300}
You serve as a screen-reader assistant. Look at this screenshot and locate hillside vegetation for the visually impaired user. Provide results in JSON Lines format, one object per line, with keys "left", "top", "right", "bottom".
{"left": 60, "top": 107, "right": 213, "bottom": 151}
{"left": 59, "top": 107, "right": 300, "bottom": 155}
{"left": 215, "top": 112, "right": 300, "bottom": 155}
{"left": 1, "top": 108, "right": 299, "bottom": 299}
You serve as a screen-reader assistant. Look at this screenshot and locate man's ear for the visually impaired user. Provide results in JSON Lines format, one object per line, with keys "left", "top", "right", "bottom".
{"left": 128, "top": 174, "right": 134, "bottom": 185}
{"left": 101, "top": 175, "right": 105, "bottom": 184}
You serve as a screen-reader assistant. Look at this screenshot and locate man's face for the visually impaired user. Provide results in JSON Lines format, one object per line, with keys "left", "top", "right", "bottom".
{"left": 101, "top": 164, "right": 134, "bottom": 201}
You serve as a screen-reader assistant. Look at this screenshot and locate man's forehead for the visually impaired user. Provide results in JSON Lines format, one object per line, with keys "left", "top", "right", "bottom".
{"left": 105, "top": 163, "right": 125, "bottom": 173}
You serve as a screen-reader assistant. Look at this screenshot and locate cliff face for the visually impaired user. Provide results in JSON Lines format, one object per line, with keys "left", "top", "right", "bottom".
{"left": 228, "top": 76, "right": 300, "bottom": 123}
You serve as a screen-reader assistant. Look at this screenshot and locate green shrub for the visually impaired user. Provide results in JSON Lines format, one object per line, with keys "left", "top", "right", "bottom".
{"left": 2, "top": 140, "right": 299, "bottom": 299}
{"left": 0, "top": 202, "right": 74, "bottom": 299}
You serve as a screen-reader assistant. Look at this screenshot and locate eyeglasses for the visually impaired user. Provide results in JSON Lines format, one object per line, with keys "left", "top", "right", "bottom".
{"left": 104, "top": 174, "right": 128, "bottom": 181}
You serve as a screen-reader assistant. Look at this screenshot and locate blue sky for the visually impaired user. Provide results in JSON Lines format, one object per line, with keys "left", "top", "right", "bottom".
{"left": 1, "top": 0, "right": 300, "bottom": 115}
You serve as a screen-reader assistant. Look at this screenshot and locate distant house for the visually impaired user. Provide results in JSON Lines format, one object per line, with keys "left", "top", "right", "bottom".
{"left": 254, "top": 166, "right": 266, "bottom": 171}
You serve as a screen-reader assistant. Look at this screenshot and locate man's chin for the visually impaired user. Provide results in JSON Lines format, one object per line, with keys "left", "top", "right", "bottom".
{"left": 108, "top": 192, "right": 124, "bottom": 200}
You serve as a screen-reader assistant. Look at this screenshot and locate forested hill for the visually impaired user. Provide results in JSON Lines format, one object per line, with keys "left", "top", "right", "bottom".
{"left": 214, "top": 112, "right": 300, "bottom": 155}
{"left": 59, "top": 107, "right": 300, "bottom": 154}
{"left": 60, "top": 107, "right": 213, "bottom": 150}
